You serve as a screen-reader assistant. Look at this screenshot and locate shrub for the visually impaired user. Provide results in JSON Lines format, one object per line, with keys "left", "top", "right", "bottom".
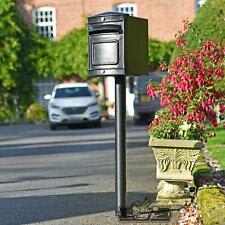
{"left": 100, "top": 102, "right": 108, "bottom": 111}
{"left": 0, "top": 106, "right": 18, "bottom": 124}
{"left": 197, "top": 187, "right": 225, "bottom": 225}
{"left": 148, "top": 38, "right": 175, "bottom": 71}
{"left": 52, "top": 27, "right": 88, "bottom": 80}
{"left": 147, "top": 21, "right": 225, "bottom": 142}
{"left": 147, "top": 108, "right": 211, "bottom": 140}
{"left": 25, "top": 103, "right": 47, "bottom": 123}
{"left": 171, "top": 0, "right": 225, "bottom": 62}
{"left": 185, "top": 0, "right": 225, "bottom": 49}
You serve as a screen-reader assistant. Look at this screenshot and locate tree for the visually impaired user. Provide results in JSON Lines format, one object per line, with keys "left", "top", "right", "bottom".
{"left": 0, "top": 0, "right": 22, "bottom": 89}
{"left": 148, "top": 38, "right": 175, "bottom": 71}
{"left": 52, "top": 27, "right": 88, "bottom": 81}
{"left": 15, "top": 28, "right": 54, "bottom": 113}
{"left": 0, "top": 0, "right": 52, "bottom": 121}
{"left": 51, "top": 26, "right": 175, "bottom": 80}
{"left": 171, "top": 0, "right": 225, "bottom": 91}
{"left": 185, "top": 0, "right": 225, "bottom": 92}
{"left": 172, "top": 0, "right": 225, "bottom": 59}
{"left": 185, "top": 0, "right": 225, "bottom": 48}
{"left": 0, "top": 0, "right": 25, "bottom": 121}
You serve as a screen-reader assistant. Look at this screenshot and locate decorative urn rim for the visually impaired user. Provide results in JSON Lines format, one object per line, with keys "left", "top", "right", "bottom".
{"left": 149, "top": 138, "right": 204, "bottom": 149}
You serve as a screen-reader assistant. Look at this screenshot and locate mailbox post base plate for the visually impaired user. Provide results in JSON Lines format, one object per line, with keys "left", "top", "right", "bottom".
{"left": 116, "top": 199, "right": 181, "bottom": 223}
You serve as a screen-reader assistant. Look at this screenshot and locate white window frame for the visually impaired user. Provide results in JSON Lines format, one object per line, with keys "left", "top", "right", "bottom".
{"left": 32, "top": 6, "right": 56, "bottom": 40}
{"left": 195, "top": 0, "right": 207, "bottom": 12}
{"left": 113, "top": 3, "right": 137, "bottom": 17}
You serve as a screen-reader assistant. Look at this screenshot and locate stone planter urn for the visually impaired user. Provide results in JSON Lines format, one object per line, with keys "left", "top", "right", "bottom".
{"left": 149, "top": 138, "right": 204, "bottom": 205}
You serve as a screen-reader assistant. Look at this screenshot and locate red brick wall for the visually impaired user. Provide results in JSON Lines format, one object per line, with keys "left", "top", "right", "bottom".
{"left": 147, "top": 0, "right": 195, "bottom": 41}
{"left": 16, "top": 0, "right": 196, "bottom": 41}
{"left": 16, "top": 0, "right": 85, "bottom": 39}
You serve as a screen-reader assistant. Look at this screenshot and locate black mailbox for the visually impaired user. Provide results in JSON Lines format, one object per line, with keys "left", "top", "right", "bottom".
{"left": 88, "top": 12, "right": 148, "bottom": 77}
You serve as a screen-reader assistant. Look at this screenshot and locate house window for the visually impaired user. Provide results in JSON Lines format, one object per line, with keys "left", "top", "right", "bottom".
{"left": 32, "top": 7, "right": 56, "bottom": 39}
{"left": 195, "top": 0, "right": 207, "bottom": 12}
{"left": 113, "top": 3, "right": 137, "bottom": 16}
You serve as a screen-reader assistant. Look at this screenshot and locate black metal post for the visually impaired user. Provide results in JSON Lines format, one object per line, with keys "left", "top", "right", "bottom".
{"left": 115, "top": 75, "right": 127, "bottom": 218}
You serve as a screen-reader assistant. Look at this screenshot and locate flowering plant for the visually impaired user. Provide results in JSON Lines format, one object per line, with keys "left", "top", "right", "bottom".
{"left": 147, "top": 22, "right": 225, "bottom": 142}
{"left": 148, "top": 108, "right": 211, "bottom": 141}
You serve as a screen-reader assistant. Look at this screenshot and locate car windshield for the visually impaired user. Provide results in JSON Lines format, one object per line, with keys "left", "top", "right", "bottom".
{"left": 54, "top": 87, "right": 92, "bottom": 98}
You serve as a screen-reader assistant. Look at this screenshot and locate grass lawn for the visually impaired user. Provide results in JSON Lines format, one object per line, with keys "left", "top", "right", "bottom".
{"left": 207, "top": 125, "right": 225, "bottom": 168}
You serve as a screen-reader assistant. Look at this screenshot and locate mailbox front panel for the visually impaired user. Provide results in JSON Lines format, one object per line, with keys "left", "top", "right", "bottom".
{"left": 89, "top": 33, "right": 124, "bottom": 76}
{"left": 92, "top": 41, "right": 118, "bottom": 65}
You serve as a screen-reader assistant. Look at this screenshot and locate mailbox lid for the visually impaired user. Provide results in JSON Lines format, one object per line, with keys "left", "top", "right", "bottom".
{"left": 88, "top": 12, "right": 129, "bottom": 24}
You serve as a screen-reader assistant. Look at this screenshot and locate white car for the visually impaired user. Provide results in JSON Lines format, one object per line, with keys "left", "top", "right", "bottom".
{"left": 44, "top": 83, "right": 101, "bottom": 130}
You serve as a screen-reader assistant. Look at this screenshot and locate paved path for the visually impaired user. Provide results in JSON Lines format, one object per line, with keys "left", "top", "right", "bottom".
{"left": 0, "top": 121, "right": 173, "bottom": 225}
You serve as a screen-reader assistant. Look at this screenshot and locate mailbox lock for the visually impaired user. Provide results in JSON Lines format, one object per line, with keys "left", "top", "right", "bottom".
{"left": 101, "top": 17, "right": 105, "bottom": 22}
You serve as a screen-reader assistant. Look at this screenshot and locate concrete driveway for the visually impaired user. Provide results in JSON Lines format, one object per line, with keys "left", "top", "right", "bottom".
{"left": 0, "top": 121, "right": 158, "bottom": 225}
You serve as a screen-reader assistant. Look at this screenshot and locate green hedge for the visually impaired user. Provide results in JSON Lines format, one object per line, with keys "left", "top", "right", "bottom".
{"left": 193, "top": 156, "right": 225, "bottom": 225}
{"left": 171, "top": 0, "right": 225, "bottom": 64}
{"left": 185, "top": 0, "right": 225, "bottom": 49}
{"left": 52, "top": 30, "right": 175, "bottom": 79}
{"left": 25, "top": 103, "right": 47, "bottom": 123}
{"left": 197, "top": 187, "right": 225, "bottom": 225}
{"left": 148, "top": 38, "right": 175, "bottom": 71}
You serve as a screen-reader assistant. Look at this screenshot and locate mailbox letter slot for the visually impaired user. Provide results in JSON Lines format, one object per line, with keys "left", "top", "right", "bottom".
{"left": 89, "top": 25, "right": 123, "bottom": 35}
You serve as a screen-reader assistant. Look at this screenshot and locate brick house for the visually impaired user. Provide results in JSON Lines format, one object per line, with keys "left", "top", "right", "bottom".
{"left": 16, "top": 0, "right": 205, "bottom": 41}
{"left": 16, "top": 0, "right": 206, "bottom": 115}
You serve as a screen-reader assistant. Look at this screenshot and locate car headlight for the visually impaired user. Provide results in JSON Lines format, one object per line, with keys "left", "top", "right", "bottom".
{"left": 88, "top": 102, "right": 98, "bottom": 107}
{"left": 49, "top": 103, "right": 60, "bottom": 109}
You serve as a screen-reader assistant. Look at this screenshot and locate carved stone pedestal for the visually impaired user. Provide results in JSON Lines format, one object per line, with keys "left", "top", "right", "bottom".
{"left": 149, "top": 138, "right": 204, "bottom": 205}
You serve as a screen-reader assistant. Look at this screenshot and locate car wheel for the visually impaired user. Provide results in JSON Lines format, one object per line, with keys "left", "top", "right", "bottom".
{"left": 49, "top": 123, "right": 57, "bottom": 130}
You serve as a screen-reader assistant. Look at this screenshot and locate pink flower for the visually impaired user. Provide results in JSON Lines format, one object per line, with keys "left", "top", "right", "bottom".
{"left": 212, "top": 117, "right": 218, "bottom": 127}
{"left": 160, "top": 62, "right": 167, "bottom": 71}
{"left": 219, "top": 105, "right": 225, "bottom": 113}
{"left": 147, "top": 84, "right": 156, "bottom": 98}
{"left": 216, "top": 68, "right": 224, "bottom": 78}
{"left": 200, "top": 124, "right": 206, "bottom": 129}
{"left": 183, "top": 20, "right": 190, "bottom": 32}
{"left": 176, "top": 37, "right": 186, "bottom": 48}
{"left": 209, "top": 54, "right": 215, "bottom": 61}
